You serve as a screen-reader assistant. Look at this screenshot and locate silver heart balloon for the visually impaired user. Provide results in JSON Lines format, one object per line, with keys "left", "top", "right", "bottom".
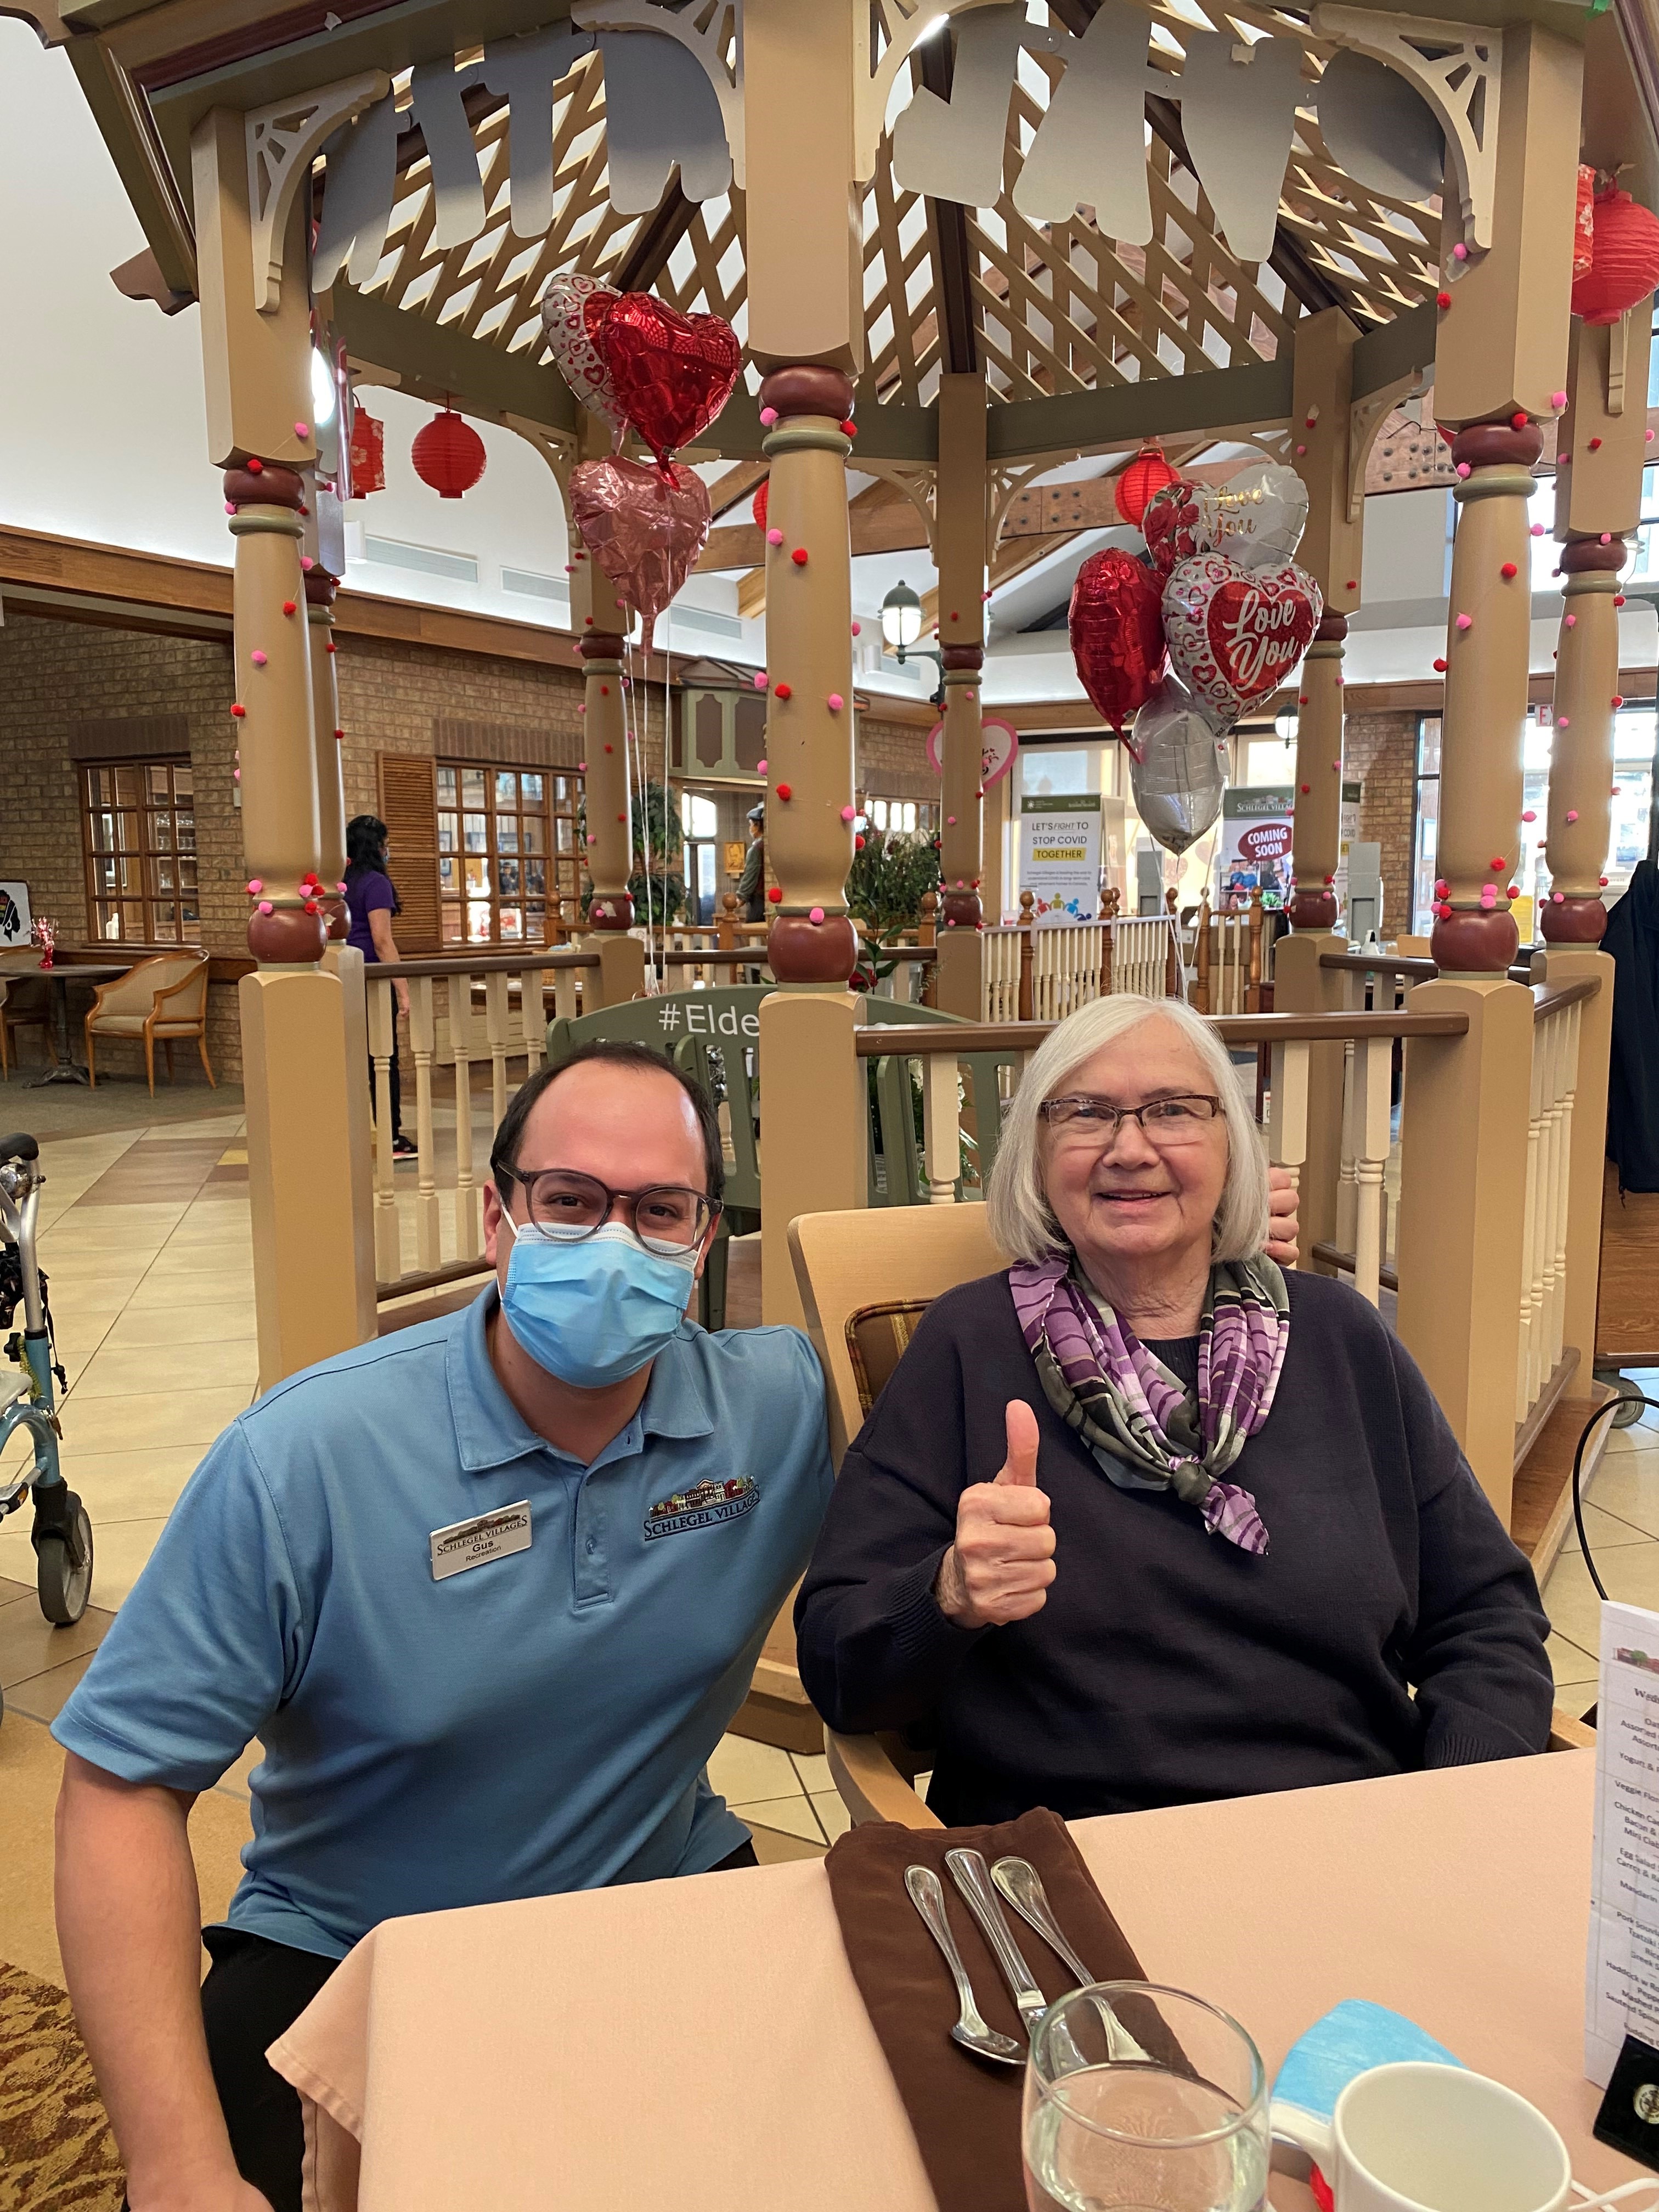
{"left": 1206, "top": 460, "right": 1308, "bottom": 571}
{"left": 1129, "top": 676, "right": 1228, "bottom": 856}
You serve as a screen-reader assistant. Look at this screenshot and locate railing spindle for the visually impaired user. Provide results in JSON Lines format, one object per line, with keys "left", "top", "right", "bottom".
{"left": 1351, "top": 1035, "right": 1392, "bottom": 1309}
{"left": 451, "top": 968, "right": 479, "bottom": 1263}
{"left": 922, "top": 1054, "right": 961, "bottom": 1204}
{"left": 409, "top": 976, "right": 441, "bottom": 1275}
{"left": 484, "top": 969, "right": 511, "bottom": 1131}
{"left": 366, "top": 975, "right": 400, "bottom": 1284}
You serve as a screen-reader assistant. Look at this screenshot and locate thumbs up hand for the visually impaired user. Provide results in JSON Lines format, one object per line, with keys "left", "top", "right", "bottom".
{"left": 934, "top": 1401, "right": 1056, "bottom": 1630}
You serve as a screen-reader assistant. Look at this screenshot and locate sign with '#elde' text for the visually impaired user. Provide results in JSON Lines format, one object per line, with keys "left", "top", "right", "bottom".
{"left": 1019, "top": 794, "right": 1102, "bottom": 926}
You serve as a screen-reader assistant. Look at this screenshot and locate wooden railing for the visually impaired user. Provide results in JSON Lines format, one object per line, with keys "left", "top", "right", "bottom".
{"left": 365, "top": 950, "right": 597, "bottom": 1295}
{"left": 979, "top": 906, "right": 1187, "bottom": 1023}
{"left": 853, "top": 1009, "right": 1468, "bottom": 1318}
{"left": 1517, "top": 978, "right": 1595, "bottom": 1429}
{"left": 1189, "top": 894, "right": 1266, "bottom": 1015}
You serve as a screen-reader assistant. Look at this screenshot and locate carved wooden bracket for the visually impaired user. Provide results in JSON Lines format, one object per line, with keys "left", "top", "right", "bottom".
{"left": 247, "top": 70, "right": 389, "bottom": 314}
{"left": 573, "top": 0, "right": 744, "bottom": 185}
{"left": 863, "top": 458, "right": 940, "bottom": 557}
{"left": 1347, "top": 369, "right": 1429, "bottom": 522}
{"left": 1310, "top": 8, "right": 1499, "bottom": 251}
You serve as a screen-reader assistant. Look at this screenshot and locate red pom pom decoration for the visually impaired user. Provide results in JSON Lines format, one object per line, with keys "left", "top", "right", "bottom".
{"left": 774, "top": 681, "right": 792, "bottom": 699}
{"left": 791, "top": 547, "right": 808, "bottom": 567}
{"left": 230, "top": 702, "right": 246, "bottom": 718}
{"left": 1500, "top": 563, "right": 1518, "bottom": 579}
{"left": 1432, "top": 658, "right": 1448, "bottom": 673}
{"left": 1113, "top": 443, "right": 1178, "bottom": 527}
{"left": 411, "top": 408, "right": 487, "bottom": 499}
{"left": 1436, "top": 291, "right": 1452, "bottom": 309}
{"left": 775, "top": 783, "right": 793, "bottom": 800}
{"left": 766, "top": 885, "right": 782, "bottom": 904}
{"left": 1572, "top": 186, "right": 1659, "bottom": 325}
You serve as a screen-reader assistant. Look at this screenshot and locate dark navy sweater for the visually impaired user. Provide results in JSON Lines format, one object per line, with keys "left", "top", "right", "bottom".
{"left": 794, "top": 1268, "right": 1554, "bottom": 1826}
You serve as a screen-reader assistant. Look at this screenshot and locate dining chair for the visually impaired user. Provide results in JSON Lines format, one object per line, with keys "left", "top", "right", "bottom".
{"left": 84, "top": 952, "right": 213, "bottom": 1094}
{"left": 786, "top": 1204, "right": 1597, "bottom": 1833}
{"left": 0, "top": 953, "right": 53, "bottom": 1080}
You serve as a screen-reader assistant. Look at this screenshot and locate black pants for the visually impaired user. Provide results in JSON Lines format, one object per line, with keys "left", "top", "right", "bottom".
{"left": 366, "top": 1045, "right": 402, "bottom": 1138}
{"left": 190, "top": 1841, "right": 761, "bottom": 2211}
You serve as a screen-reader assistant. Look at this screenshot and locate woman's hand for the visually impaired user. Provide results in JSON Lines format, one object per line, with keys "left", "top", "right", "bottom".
{"left": 934, "top": 1402, "right": 1056, "bottom": 1630}
{"left": 395, "top": 980, "right": 411, "bottom": 1020}
{"left": 1265, "top": 1165, "right": 1299, "bottom": 1266}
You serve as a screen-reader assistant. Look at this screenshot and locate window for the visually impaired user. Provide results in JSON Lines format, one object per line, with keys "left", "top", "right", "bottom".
{"left": 436, "top": 761, "right": 582, "bottom": 946}
{"left": 81, "top": 759, "right": 198, "bottom": 942}
{"left": 1410, "top": 718, "right": 1441, "bottom": 934}
{"left": 867, "top": 797, "right": 940, "bottom": 836}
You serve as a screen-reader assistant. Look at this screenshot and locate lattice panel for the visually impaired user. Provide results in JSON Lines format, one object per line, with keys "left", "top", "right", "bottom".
{"left": 336, "top": 0, "right": 1443, "bottom": 413}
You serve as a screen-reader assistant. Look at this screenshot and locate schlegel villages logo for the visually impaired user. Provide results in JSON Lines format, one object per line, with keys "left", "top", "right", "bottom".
{"left": 644, "top": 1473, "right": 759, "bottom": 1540}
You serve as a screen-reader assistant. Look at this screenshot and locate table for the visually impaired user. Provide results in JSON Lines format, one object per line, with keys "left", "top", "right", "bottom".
{"left": 21, "top": 962, "right": 131, "bottom": 1086}
{"left": 271, "top": 1753, "right": 1637, "bottom": 2212}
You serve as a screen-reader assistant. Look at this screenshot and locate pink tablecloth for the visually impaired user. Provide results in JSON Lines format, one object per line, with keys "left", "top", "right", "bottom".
{"left": 271, "top": 1751, "right": 1633, "bottom": 2212}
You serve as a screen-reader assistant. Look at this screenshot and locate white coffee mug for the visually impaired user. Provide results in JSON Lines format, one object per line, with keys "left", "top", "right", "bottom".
{"left": 1272, "top": 2061, "right": 1572, "bottom": 2212}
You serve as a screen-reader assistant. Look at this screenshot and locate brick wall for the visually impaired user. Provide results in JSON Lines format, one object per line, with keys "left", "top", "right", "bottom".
{"left": 1, "top": 607, "right": 940, "bottom": 1085}
{"left": 1344, "top": 708, "right": 1420, "bottom": 936}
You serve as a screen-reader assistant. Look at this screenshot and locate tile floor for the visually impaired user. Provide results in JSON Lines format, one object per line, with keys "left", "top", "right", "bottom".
{"left": 6, "top": 1097, "right": 1657, "bottom": 1856}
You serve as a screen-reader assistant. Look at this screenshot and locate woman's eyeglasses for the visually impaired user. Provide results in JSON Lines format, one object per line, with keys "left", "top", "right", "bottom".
{"left": 492, "top": 1165, "right": 719, "bottom": 1252}
{"left": 1039, "top": 1094, "right": 1223, "bottom": 1148}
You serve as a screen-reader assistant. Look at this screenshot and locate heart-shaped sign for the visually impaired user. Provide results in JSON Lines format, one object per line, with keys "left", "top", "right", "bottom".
{"left": 540, "top": 274, "right": 627, "bottom": 439}
{"left": 1143, "top": 463, "right": 1310, "bottom": 576}
{"left": 595, "top": 292, "right": 742, "bottom": 464}
{"left": 568, "top": 456, "right": 712, "bottom": 633}
{"left": 1162, "top": 553, "right": 1322, "bottom": 729}
{"left": 1069, "top": 547, "right": 1167, "bottom": 734}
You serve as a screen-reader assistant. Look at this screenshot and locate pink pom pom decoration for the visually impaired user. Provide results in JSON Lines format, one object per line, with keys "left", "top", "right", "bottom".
{"left": 251, "top": 649, "right": 268, "bottom": 666}
{"left": 1566, "top": 809, "right": 1579, "bottom": 821}
{"left": 767, "top": 528, "right": 784, "bottom": 546}
{"left": 759, "top": 407, "right": 778, "bottom": 426}
{"left": 753, "top": 673, "right": 767, "bottom": 690}
{"left": 809, "top": 906, "right": 825, "bottom": 924}
{"left": 1452, "top": 242, "right": 1468, "bottom": 261}
{"left": 1566, "top": 613, "right": 1577, "bottom": 628}
{"left": 301, "top": 556, "right": 315, "bottom": 571}
{"left": 756, "top": 759, "right": 768, "bottom": 775}
{"left": 257, "top": 899, "right": 273, "bottom": 914}
{"left": 246, "top": 878, "right": 264, "bottom": 894}
{"left": 827, "top": 693, "right": 844, "bottom": 711}
{"left": 851, "top": 622, "right": 861, "bottom": 636}
{"left": 840, "top": 806, "right": 856, "bottom": 822}
{"left": 1455, "top": 462, "right": 1471, "bottom": 478}
{"left": 1551, "top": 391, "right": 1568, "bottom": 410}
{"left": 1455, "top": 613, "right": 1473, "bottom": 630}
{"left": 1531, "top": 523, "right": 1545, "bottom": 536}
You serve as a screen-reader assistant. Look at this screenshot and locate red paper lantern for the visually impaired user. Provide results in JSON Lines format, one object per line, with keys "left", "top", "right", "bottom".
{"left": 1114, "top": 444, "right": 1179, "bottom": 528}
{"left": 411, "top": 408, "right": 486, "bottom": 499}
{"left": 1571, "top": 187, "right": 1659, "bottom": 327}
{"left": 346, "top": 405, "right": 385, "bottom": 495}
{"left": 752, "top": 478, "right": 769, "bottom": 532}
{"left": 1574, "top": 164, "right": 1596, "bottom": 280}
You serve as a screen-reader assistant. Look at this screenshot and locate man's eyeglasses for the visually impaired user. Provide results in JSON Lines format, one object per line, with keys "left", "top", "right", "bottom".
{"left": 1039, "top": 1094, "right": 1223, "bottom": 1148}
{"left": 492, "top": 1165, "right": 720, "bottom": 1254}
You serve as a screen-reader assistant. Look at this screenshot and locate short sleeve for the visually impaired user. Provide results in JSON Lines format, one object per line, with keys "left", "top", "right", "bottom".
{"left": 52, "top": 1421, "right": 312, "bottom": 1793}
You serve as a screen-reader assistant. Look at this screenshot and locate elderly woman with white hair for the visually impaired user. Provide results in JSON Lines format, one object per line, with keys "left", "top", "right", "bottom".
{"left": 794, "top": 994, "right": 1552, "bottom": 1825}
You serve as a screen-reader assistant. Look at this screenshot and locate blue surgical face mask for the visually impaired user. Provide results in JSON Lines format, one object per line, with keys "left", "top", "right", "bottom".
{"left": 499, "top": 1216, "right": 699, "bottom": 1390}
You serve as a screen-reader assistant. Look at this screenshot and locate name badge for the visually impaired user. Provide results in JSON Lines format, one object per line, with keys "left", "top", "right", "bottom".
{"left": 430, "top": 1501, "right": 532, "bottom": 1582}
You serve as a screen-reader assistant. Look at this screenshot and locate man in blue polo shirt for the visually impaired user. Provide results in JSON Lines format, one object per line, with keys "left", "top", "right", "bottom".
{"left": 52, "top": 1040, "right": 833, "bottom": 2212}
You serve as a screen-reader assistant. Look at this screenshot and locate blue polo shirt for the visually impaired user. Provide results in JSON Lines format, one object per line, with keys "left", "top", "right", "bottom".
{"left": 54, "top": 1291, "right": 834, "bottom": 1960}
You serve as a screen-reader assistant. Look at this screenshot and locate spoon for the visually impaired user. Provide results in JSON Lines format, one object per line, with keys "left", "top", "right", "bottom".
{"left": 991, "top": 1855, "right": 1154, "bottom": 2064}
{"left": 904, "top": 1864, "right": 1023, "bottom": 2068}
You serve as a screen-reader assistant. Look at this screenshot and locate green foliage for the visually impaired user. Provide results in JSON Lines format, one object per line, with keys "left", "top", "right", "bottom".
{"left": 845, "top": 826, "right": 941, "bottom": 978}
{"left": 575, "top": 777, "right": 687, "bottom": 923}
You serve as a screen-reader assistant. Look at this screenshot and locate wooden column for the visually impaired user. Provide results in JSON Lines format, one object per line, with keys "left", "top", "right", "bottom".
{"left": 935, "top": 373, "right": 988, "bottom": 1019}
{"left": 1288, "top": 308, "right": 1364, "bottom": 933}
{"left": 568, "top": 410, "right": 646, "bottom": 1006}
{"left": 307, "top": 569, "right": 349, "bottom": 941}
{"left": 1430, "top": 22, "right": 1583, "bottom": 975}
{"left": 194, "top": 101, "right": 371, "bottom": 1379}
{"left": 1545, "top": 304, "right": 1654, "bottom": 943}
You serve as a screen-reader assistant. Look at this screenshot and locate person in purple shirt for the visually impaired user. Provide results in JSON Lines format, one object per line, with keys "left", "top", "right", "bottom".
{"left": 344, "top": 814, "right": 415, "bottom": 1158}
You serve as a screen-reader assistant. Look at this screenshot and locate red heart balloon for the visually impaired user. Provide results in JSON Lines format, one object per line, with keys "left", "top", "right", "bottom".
{"left": 1069, "top": 548, "right": 1167, "bottom": 733}
{"left": 568, "top": 456, "right": 712, "bottom": 633}
{"left": 1162, "top": 553, "right": 1322, "bottom": 728}
{"left": 1141, "top": 478, "right": 1204, "bottom": 577}
{"left": 594, "top": 292, "right": 741, "bottom": 464}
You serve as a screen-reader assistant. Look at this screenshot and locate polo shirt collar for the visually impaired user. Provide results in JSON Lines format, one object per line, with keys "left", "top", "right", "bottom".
{"left": 447, "top": 1291, "right": 715, "bottom": 1472}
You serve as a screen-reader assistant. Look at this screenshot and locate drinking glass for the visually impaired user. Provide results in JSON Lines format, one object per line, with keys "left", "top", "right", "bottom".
{"left": 1023, "top": 1982, "right": 1269, "bottom": 2212}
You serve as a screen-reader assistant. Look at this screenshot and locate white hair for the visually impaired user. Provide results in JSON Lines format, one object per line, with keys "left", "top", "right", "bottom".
{"left": 985, "top": 994, "right": 1271, "bottom": 1266}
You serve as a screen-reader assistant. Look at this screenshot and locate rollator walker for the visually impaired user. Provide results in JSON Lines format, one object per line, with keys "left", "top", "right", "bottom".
{"left": 0, "top": 1132, "right": 94, "bottom": 1724}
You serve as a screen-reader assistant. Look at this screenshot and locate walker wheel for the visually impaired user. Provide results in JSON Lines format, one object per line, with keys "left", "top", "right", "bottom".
{"left": 37, "top": 1503, "right": 92, "bottom": 1625}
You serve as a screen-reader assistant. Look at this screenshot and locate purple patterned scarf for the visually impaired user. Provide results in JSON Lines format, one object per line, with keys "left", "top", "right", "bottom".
{"left": 1007, "top": 1255, "right": 1290, "bottom": 1555}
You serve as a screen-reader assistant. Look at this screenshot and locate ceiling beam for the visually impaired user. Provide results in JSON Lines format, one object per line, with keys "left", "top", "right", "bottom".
{"left": 614, "top": 182, "right": 697, "bottom": 294}
{"left": 335, "top": 281, "right": 577, "bottom": 434}
{"left": 987, "top": 354, "right": 1292, "bottom": 459}
{"left": 695, "top": 480, "right": 934, "bottom": 575}
{"left": 918, "top": 33, "right": 978, "bottom": 375}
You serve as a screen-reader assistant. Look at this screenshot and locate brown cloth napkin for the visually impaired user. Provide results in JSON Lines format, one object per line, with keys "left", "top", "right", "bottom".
{"left": 825, "top": 1806, "right": 1153, "bottom": 2212}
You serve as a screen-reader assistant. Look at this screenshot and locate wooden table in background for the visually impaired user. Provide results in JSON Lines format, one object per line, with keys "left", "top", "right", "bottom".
{"left": 273, "top": 1753, "right": 1634, "bottom": 2212}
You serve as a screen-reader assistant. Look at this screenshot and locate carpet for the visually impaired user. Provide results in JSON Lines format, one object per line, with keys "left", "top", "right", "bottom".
{"left": 0, "top": 1957, "right": 122, "bottom": 2211}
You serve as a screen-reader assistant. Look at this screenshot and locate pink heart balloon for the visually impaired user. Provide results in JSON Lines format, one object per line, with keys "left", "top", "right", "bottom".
{"left": 540, "top": 274, "right": 627, "bottom": 438}
{"left": 1162, "top": 553, "right": 1322, "bottom": 729}
{"left": 568, "top": 456, "right": 712, "bottom": 634}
